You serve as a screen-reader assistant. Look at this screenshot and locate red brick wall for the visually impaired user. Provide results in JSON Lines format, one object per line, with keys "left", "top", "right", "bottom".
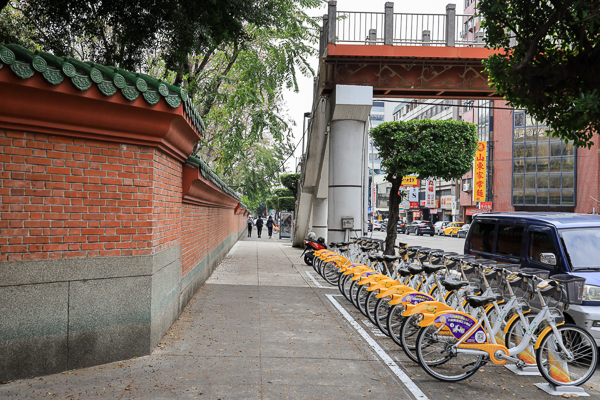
{"left": 181, "top": 206, "right": 245, "bottom": 276}
{"left": 575, "top": 141, "right": 600, "bottom": 213}
{"left": 492, "top": 101, "right": 515, "bottom": 212}
{"left": 0, "top": 129, "right": 247, "bottom": 272}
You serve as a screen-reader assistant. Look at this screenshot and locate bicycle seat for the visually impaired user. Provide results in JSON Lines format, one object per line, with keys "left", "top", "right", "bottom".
{"left": 422, "top": 264, "right": 446, "bottom": 274}
{"left": 368, "top": 255, "right": 379, "bottom": 262}
{"left": 465, "top": 295, "right": 497, "bottom": 308}
{"left": 340, "top": 241, "right": 350, "bottom": 246}
{"left": 376, "top": 255, "right": 385, "bottom": 262}
{"left": 383, "top": 255, "right": 400, "bottom": 261}
{"left": 397, "top": 248, "right": 408, "bottom": 256}
{"left": 473, "top": 259, "right": 497, "bottom": 266}
{"left": 408, "top": 265, "right": 423, "bottom": 274}
{"left": 398, "top": 268, "right": 412, "bottom": 277}
{"left": 441, "top": 279, "right": 470, "bottom": 291}
{"left": 339, "top": 247, "right": 349, "bottom": 252}
{"left": 360, "top": 246, "right": 373, "bottom": 252}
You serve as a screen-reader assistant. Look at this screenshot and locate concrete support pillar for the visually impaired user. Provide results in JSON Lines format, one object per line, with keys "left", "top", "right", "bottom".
{"left": 312, "top": 198, "right": 328, "bottom": 240}
{"left": 327, "top": 85, "right": 373, "bottom": 242}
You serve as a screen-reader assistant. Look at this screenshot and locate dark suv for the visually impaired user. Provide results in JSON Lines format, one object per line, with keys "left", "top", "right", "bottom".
{"left": 405, "top": 220, "right": 434, "bottom": 236}
{"left": 464, "top": 212, "right": 600, "bottom": 346}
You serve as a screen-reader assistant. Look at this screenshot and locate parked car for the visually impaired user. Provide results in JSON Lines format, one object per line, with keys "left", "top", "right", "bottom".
{"left": 405, "top": 220, "right": 435, "bottom": 236}
{"left": 464, "top": 212, "right": 600, "bottom": 345}
{"left": 456, "top": 223, "right": 470, "bottom": 238}
{"left": 397, "top": 221, "right": 406, "bottom": 233}
{"left": 443, "top": 221, "right": 465, "bottom": 237}
{"left": 368, "top": 222, "right": 373, "bottom": 232}
{"left": 434, "top": 221, "right": 450, "bottom": 235}
{"left": 373, "top": 222, "right": 382, "bottom": 231}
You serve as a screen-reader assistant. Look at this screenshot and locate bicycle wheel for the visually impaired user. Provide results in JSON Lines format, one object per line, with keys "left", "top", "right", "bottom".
{"left": 536, "top": 324, "right": 598, "bottom": 386}
{"left": 321, "top": 262, "right": 340, "bottom": 286}
{"left": 398, "top": 314, "right": 421, "bottom": 363}
{"left": 365, "top": 290, "right": 379, "bottom": 325}
{"left": 356, "top": 284, "right": 370, "bottom": 317}
{"left": 386, "top": 304, "right": 406, "bottom": 344}
{"left": 504, "top": 313, "right": 538, "bottom": 366}
{"left": 312, "top": 255, "right": 320, "bottom": 274}
{"left": 349, "top": 280, "right": 360, "bottom": 308}
{"left": 416, "top": 324, "right": 485, "bottom": 382}
{"left": 374, "top": 297, "right": 392, "bottom": 337}
{"left": 339, "top": 274, "right": 352, "bottom": 302}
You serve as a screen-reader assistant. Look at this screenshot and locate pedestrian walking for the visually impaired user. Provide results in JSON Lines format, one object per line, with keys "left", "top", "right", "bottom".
{"left": 266, "top": 216, "right": 274, "bottom": 239}
{"left": 256, "top": 216, "right": 264, "bottom": 238}
{"left": 247, "top": 216, "right": 253, "bottom": 237}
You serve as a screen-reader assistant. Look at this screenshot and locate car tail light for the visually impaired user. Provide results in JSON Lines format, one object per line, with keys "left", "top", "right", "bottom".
{"left": 419, "top": 224, "right": 424, "bottom": 227}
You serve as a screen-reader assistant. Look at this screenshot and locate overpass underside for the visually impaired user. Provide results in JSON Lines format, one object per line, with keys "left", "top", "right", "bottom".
{"left": 321, "top": 44, "right": 503, "bottom": 100}
{"left": 292, "top": 2, "right": 503, "bottom": 247}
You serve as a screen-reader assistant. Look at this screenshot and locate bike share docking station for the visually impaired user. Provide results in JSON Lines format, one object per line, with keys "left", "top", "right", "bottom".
{"left": 534, "top": 383, "right": 589, "bottom": 396}
{"left": 341, "top": 216, "right": 354, "bottom": 242}
{"left": 504, "top": 364, "right": 541, "bottom": 376}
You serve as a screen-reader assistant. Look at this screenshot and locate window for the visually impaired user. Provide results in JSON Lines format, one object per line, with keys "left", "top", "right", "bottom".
{"left": 496, "top": 224, "right": 524, "bottom": 258}
{"left": 529, "top": 230, "right": 554, "bottom": 263}
{"left": 470, "top": 221, "right": 496, "bottom": 254}
{"left": 512, "top": 112, "right": 576, "bottom": 206}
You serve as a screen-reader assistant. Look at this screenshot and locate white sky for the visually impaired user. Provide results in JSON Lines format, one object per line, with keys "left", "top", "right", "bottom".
{"left": 282, "top": 0, "right": 458, "bottom": 172}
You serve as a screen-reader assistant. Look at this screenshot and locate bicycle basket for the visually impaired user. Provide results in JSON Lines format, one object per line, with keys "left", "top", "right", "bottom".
{"left": 520, "top": 268, "right": 550, "bottom": 280}
{"left": 551, "top": 274, "right": 586, "bottom": 305}
{"left": 519, "top": 268, "right": 550, "bottom": 293}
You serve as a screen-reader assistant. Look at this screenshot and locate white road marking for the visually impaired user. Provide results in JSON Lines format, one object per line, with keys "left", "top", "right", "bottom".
{"left": 326, "top": 294, "right": 429, "bottom": 400}
{"left": 305, "top": 271, "right": 338, "bottom": 289}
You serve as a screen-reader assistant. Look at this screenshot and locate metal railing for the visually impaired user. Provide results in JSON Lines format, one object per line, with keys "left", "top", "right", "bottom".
{"left": 320, "top": 1, "right": 488, "bottom": 54}
{"left": 393, "top": 13, "right": 446, "bottom": 46}
{"left": 336, "top": 12, "right": 385, "bottom": 44}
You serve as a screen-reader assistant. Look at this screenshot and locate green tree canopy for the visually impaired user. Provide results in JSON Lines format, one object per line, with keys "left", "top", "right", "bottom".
{"left": 479, "top": 0, "right": 600, "bottom": 148}
{"left": 370, "top": 120, "right": 478, "bottom": 254}
{"left": 280, "top": 173, "right": 300, "bottom": 199}
{"left": 0, "top": 0, "right": 322, "bottom": 211}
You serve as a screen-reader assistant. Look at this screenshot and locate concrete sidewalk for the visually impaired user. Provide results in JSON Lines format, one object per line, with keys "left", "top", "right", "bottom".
{"left": 0, "top": 237, "right": 412, "bottom": 399}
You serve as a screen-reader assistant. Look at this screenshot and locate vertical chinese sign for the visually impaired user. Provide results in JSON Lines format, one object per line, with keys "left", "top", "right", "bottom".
{"left": 425, "top": 180, "right": 436, "bottom": 208}
{"left": 473, "top": 141, "right": 487, "bottom": 202}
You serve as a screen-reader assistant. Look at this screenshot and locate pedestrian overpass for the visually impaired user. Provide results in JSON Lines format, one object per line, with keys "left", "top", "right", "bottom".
{"left": 293, "top": 1, "right": 503, "bottom": 247}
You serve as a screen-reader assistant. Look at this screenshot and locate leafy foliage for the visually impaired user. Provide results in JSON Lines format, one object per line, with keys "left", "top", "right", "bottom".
{"left": 277, "top": 197, "right": 295, "bottom": 212}
{"left": 370, "top": 120, "right": 478, "bottom": 254}
{"left": 0, "top": 0, "right": 322, "bottom": 211}
{"left": 274, "top": 188, "right": 294, "bottom": 198}
{"left": 479, "top": 0, "right": 600, "bottom": 148}
{"left": 280, "top": 173, "right": 300, "bottom": 199}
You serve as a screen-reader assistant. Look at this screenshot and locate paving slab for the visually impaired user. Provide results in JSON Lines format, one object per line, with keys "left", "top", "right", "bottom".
{"left": 2, "top": 235, "right": 599, "bottom": 400}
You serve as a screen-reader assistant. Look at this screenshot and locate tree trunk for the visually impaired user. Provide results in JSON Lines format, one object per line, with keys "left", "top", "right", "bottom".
{"left": 384, "top": 177, "right": 402, "bottom": 255}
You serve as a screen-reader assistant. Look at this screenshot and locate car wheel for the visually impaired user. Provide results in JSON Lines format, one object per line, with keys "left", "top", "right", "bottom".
{"left": 429, "top": 233, "right": 434, "bottom": 237}
{"left": 405, "top": 230, "right": 409, "bottom": 235}
{"left": 416, "top": 228, "right": 421, "bottom": 236}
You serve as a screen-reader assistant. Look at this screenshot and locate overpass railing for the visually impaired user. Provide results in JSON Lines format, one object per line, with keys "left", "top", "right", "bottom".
{"left": 322, "top": 1, "right": 485, "bottom": 56}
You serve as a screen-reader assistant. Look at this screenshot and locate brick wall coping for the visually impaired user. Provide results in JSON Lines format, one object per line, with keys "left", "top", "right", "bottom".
{"left": 0, "top": 45, "right": 204, "bottom": 137}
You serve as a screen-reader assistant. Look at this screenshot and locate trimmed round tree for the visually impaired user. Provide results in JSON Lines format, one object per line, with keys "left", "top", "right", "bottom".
{"left": 370, "top": 120, "right": 478, "bottom": 254}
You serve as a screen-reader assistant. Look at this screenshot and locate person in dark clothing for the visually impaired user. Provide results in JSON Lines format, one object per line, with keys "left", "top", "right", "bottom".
{"left": 266, "top": 216, "right": 274, "bottom": 239}
{"left": 247, "top": 217, "right": 253, "bottom": 237}
{"left": 256, "top": 216, "right": 264, "bottom": 238}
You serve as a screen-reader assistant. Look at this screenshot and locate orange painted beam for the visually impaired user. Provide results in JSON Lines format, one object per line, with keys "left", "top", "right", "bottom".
{"left": 326, "top": 44, "right": 501, "bottom": 60}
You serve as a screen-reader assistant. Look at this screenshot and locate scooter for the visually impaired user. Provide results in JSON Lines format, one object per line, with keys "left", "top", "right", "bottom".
{"left": 301, "top": 236, "right": 327, "bottom": 265}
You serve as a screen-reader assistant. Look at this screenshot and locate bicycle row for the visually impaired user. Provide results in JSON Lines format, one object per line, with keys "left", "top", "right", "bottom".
{"left": 310, "top": 237, "right": 598, "bottom": 388}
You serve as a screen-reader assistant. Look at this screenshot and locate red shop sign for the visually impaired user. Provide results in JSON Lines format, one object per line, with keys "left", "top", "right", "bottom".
{"left": 480, "top": 202, "right": 492, "bottom": 210}
{"left": 410, "top": 202, "right": 419, "bottom": 209}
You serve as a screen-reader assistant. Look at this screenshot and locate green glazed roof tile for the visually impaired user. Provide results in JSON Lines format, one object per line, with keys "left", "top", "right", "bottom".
{"left": 0, "top": 44, "right": 205, "bottom": 136}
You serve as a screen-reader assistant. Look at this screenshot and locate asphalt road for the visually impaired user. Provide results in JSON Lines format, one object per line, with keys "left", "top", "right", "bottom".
{"left": 368, "top": 230, "right": 466, "bottom": 254}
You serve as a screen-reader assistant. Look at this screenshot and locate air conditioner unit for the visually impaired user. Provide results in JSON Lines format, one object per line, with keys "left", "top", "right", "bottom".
{"left": 462, "top": 181, "right": 472, "bottom": 192}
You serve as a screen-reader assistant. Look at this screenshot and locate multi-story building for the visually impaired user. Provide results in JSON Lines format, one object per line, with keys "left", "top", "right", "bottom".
{"left": 458, "top": 100, "right": 600, "bottom": 221}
